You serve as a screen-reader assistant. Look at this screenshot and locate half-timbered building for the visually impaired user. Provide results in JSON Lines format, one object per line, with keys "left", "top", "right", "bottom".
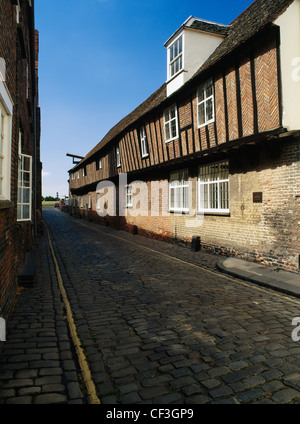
{"left": 68, "top": 0, "right": 300, "bottom": 272}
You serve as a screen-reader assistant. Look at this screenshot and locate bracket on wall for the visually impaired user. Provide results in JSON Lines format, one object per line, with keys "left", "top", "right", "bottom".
{"left": 66, "top": 153, "right": 84, "bottom": 165}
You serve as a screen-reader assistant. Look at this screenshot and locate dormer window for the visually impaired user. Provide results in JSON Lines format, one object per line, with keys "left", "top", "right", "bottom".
{"left": 168, "top": 35, "right": 183, "bottom": 79}
{"left": 165, "top": 16, "right": 229, "bottom": 97}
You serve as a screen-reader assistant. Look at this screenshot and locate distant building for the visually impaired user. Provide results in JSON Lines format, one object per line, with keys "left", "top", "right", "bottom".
{"left": 68, "top": 0, "right": 300, "bottom": 272}
{"left": 0, "top": 0, "right": 41, "bottom": 319}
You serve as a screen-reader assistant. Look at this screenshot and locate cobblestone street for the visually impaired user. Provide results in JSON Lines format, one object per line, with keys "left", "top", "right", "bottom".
{"left": 1, "top": 208, "right": 300, "bottom": 404}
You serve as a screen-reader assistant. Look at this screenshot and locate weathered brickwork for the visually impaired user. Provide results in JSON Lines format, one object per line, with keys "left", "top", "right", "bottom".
{"left": 70, "top": 136, "right": 300, "bottom": 272}
{"left": 0, "top": 0, "right": 41, "bottom": 319}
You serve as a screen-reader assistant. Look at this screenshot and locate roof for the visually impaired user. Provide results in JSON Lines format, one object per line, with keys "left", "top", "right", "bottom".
{"left": 189, "top": 19, "right": 230, "bottom": 36}
{"left": 75, "top": 83, "right": 167, "bottom": 169}
{"left": 70, "top": 0, "right": 294, "bottom": 172}
{"left": 164, "top": 16, "right": 230, "bottom": 47}
{"left": 193, "top": 0, "right": 293, "bottom": 78}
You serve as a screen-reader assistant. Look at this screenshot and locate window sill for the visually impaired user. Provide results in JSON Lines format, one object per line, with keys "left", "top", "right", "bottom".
{"left": 198, "top": 119, "right": 215, "bottom": 129}
{"left": 141, "top": 154, "right": 149, "bottom": 159}
{"left": 167, "top": 68, "right": 186, "bottom": 84}
{"left": 197, "top": 211, "right": 230, "bottom": 217}
{"left": 169, "top": 210, "right": 190, "bottom": 215}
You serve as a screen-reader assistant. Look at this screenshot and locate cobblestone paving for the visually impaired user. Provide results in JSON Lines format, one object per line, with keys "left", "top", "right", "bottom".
{"left": 0, "top": 224, "right": 86, "bottom": 404}
{"left": 2, "top": 208, "right": 300, "bottom": 404}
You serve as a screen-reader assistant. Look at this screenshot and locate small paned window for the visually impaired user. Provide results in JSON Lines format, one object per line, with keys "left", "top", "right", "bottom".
{"left": 169, "top": 36, "right": 183, "bottom": 78}
{"left": 198, "top": 161, "right": 229, "bottom": 213}
{"left": 169, "top": 170, "right": 189, "bottom": 212}
{"left": 17, "top": 153, "right": 32, "bottom": 221}
{"left": 139, "top": 126, "right": 149, "bottom": 158}
{"left": 126, "top": 185, "right": 133, "bottom": 208}
{"left": 164, "top": 105, "right": 178, "bottom": 143}
{"left": 116, "top": 145, "right": 121, "bottom": 168}
{"left": 197, "top": 80, "right": 215, "bottom": 127}
{"left": 96, "top": 158, "right": 102, "bottom": 170}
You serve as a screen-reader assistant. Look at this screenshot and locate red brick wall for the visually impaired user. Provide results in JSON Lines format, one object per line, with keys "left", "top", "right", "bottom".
{"left": 0, "top": 0, "right": 40, "bottom": 319}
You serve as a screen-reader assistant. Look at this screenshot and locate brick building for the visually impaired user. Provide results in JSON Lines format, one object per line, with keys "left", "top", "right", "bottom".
{"left": 0, "top": 0, "right": 41, "bottom": 319}
{"left": 68, "top": 0, "right": 300, "bottom": 272}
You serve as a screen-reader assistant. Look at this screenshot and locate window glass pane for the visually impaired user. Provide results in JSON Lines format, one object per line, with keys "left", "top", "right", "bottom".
{"left": 206, "top": 83, "right": 213, "bottom": 98}
{"left": 170, "top": 107, "right": 176, "bottom": 119}
{"left": 23, "top": 171, "right": 30, "bottom": 187}
{"left": 206, "top": 99, "right": 213, "bottom": 121}
{"left": 209, "top": 183, "right": 218, "bottom": 209}
{"left": 23, "top": 205, "right": 30, "bottom": 220}
{"left": 171, "top": 120, "right": 177, "bottom": 138}
{"left": 198, "top": 103, "right": 205, "bottom": 126}
{"left": 24, "top": 156, "right": 31, "bottom": 171}
{"left": 179, "top": 36, "right": 182, "bottom": 54}
{"left": 22, "top": 188, "right": 30, "bottom": 204}
{"left": 183, "top": 186, "right": 188, "bottom": 209}
{"left": 174, "top": 41, "right": 178, "bottom": 58}
{"left": 17, "top": 204, "right": 22, "bottom": 220}
{"left": 165, "top": 123, "right": 170, "bottom": 141}
{"left": 170, "top": 187, "right": 175, "bottom": 209}
{"left": 198, "top": 87, "right": 205, "bottom": 102}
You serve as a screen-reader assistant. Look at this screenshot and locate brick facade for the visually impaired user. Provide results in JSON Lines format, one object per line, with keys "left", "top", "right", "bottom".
{"left": 0, "top": 0, "right": 41, "bottom": 319}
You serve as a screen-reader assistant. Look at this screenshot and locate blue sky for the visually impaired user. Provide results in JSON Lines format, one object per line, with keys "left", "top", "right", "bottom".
{"left": 36, "top": 0, "right": 253, "bottom": 198}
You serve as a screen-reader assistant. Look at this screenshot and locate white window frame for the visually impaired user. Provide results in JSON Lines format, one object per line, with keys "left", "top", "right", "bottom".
{"left": 16, "top": 0, "right": 21, "bottom": 24}
{"left": 116, "top": 145, "right": 121, "bottom": 168}
{"left": 77, "top": 171, "right": 80, "bottom": 180}
{"left": 96, "top": 192, "right": 100, "bottom": 210}
{"left": 168, "top": 34, "right": 184, "bottom": 80}
{"left": 126, "top": 185, "right": 133, "bottom": 208}
{"left": 164, "top": 104, "right": 179, "bottom": 143}
{"left": 0, "top": 79, "right": 13, "bottom": 202}
{"left": 197, "top": 80, "right": 215, "bottom": 128}
{"left": 17, "top": 153, "right": 32, "bottom": 222}
{"left": 139, "top": 126, "right": 149, "bottom": 158}
{"left": 83, "top": 167, "right": 86, "bottom": 177}
{"left": 88, "top": 194, "right": 91, "bottom": 209}
{"left": 198, "top": 161, "right": 229, "bottom": 214}
{"left": 99, "top": 158, "right": 102, "bottom": 169}
{"left": 169, "top": 170, "right": 189, "bottom": 213}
